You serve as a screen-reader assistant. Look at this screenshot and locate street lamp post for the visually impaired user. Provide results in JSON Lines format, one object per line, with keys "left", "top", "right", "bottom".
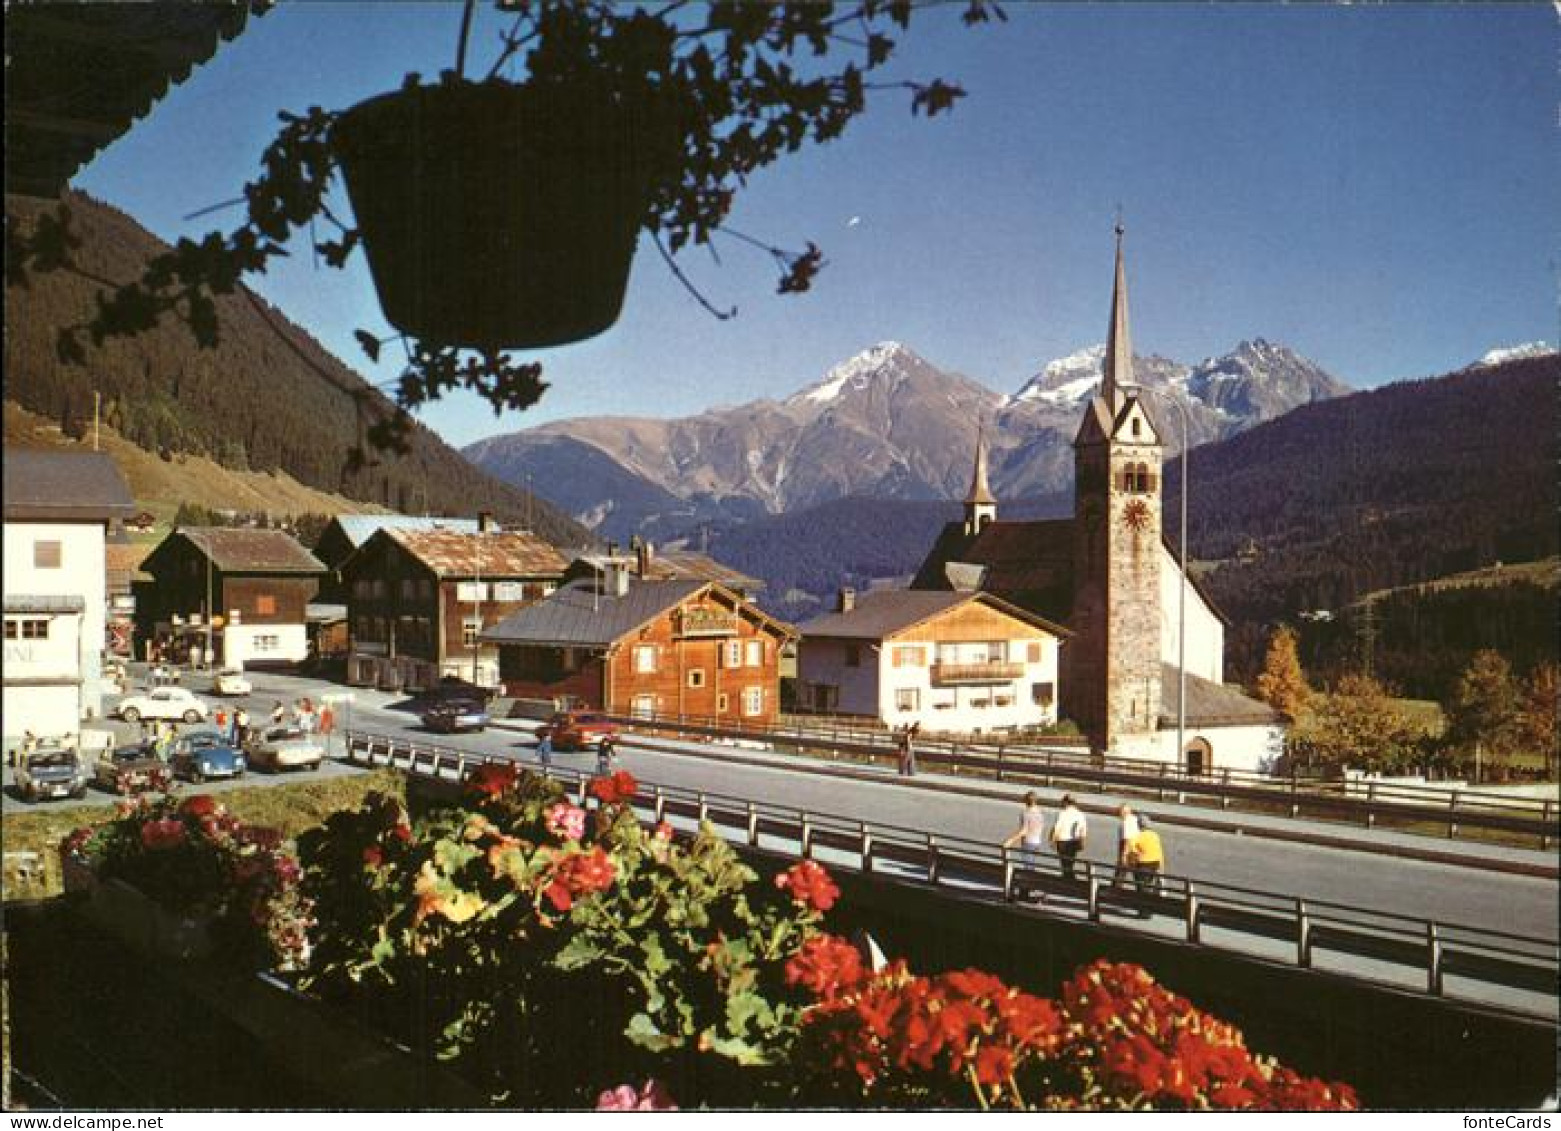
{"left": 1130, "top": 385, "right": 1189, "bottom": 768}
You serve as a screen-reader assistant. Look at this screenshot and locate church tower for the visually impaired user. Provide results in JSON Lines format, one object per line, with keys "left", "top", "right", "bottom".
{"left": 964, "top": 427, "right": 998, "bottom": 536}
{"left": 1064, "top": 225, "right": 1164, "bottom": 755}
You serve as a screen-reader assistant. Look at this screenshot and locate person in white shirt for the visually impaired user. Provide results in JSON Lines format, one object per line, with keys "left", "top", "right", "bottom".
{"left": 1050, "top": 794, "right": 1088, "bottom": 882}
{"left": 1113, "top": 803, "right": 1141, "bottom": 888}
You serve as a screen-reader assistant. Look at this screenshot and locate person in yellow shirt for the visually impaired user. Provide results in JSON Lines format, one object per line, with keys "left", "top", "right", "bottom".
{"left": 1125, "top": 815, "right": 1165, "bottom": 908}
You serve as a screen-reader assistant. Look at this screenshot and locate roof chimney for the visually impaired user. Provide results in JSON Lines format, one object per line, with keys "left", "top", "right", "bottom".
{"left": 605, "top": 561, "right": 631, "bottom": 598}
{"left": 637, "top": 538, "right": 654, "bottom": 578}
{"left": 837, "top": 587, "right": 856, "bottom": 613}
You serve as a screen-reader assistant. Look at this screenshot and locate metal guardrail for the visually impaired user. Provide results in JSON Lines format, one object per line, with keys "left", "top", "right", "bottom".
{"left": 344, "top": 730, "right": 1559, "bottom": 1019}
{"left": 563, "top": 708, "right": 1557, "bottom": 849}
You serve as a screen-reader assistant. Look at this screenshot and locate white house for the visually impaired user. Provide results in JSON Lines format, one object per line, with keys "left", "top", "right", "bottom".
{"left": 798, "top": 589, "right": 1070, "bottom": 736}
{"left": 3, "top": 450, "right": 133, "bottom": 745}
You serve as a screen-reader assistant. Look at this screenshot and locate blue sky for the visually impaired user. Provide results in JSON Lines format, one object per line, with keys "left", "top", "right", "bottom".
{"left": 75, "top": 2, "right": 1557, "bottom": 447}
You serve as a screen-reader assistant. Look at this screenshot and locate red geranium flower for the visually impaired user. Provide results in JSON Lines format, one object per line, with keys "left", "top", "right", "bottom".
{"left": 179, "top": 794, "right": 218, "bottom": 818}
{"left": 139, "top": 818, "right": 187, "bottom": 851}
{"left": 362, "top": 845, "right": 384, "bottom": 868}
{"left": 785, "top": 934, "right": 866, "bottom": 1002}
{"left": 545, "top": 846, "right": 618, "bottom": 913}
{"left": 774, "top": 859, "right": 839, "bottom": 912}
{"left": 465, "top": 762, "right": 519, "bottom": 799}
{"left": 588, "top": 770, "right": 638, "bottom": 805}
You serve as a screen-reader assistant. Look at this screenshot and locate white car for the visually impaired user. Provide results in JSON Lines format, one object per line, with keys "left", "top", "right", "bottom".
{"left": 211, "top": 667, "right": 252, "bottom": 696}
{"left": 117, "top": 686, "right": 211, "bottom": 725}
{"left": 245, "top": 725, "right": 325, "bottom": 773}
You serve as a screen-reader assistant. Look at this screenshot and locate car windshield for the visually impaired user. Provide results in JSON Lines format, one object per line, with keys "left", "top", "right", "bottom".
{"left": 26, "top": 749, "right": 76, "bottom": 768}
{"left": 186, "top": 733, "right": 224, "bottom": 748}
{"left": 267, "top": 727, "right": 305, "bottom": 741}
{"left": 218, "top": 669, "right": 244, "bottom": 678}
{"left": 114, "top": 746, "right": 153, "bottom": 763}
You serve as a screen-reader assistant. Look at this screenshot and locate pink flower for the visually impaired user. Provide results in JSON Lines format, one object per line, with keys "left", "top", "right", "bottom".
{"left": 545, "top": 801, "right": 587, "bottom": 842}
{"left": 595, "top": 1079, "right": 677, "bottom": 1111}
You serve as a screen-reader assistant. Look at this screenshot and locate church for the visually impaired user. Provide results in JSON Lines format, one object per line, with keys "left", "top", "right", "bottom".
{"left": 913, "top": 229, "right": 1282, "bottom": 773}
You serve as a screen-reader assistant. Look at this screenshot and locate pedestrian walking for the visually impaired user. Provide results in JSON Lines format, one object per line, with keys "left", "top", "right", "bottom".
{"left": 1125, "top": 814, "right": 1166, "bottom": 914}
{"left": 1050, "top": 794, "right": 1088, "bottom": 883}
{"left": 905, "top": 721, "right": 920, "bottom": 776}
{"left": 215, "top": 707, "right": 228, "bottom": 741}
{"left": 595, "top": 734, "right": 617, "bottom": 776}
{"left": 298, "top": 698, "right": 316, "bottom": 735}
{"left": 537, "top": 731, "right": 554, "bottom": 771}
{"left": 271, "top": 700, "right": 285, "bottom": 727}
{"left": 894, "top": 726, "right": 910, "bottom": 777}
{"left": 234, "top": 707, "right": 250, "bottom": 750}
{"left": 1112, "top": 803, "right": 1141, "bottom": 889}
{"left": 1002, "top": 791, "right": 1049, "bottom": 902}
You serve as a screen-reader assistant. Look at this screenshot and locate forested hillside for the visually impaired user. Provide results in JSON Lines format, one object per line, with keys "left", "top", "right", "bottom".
{"left": 1178, "top": 355, "right": 1557, "bottom": 677}
{"left": 5, "top": 191, "right": 589, "bottom": 546}
{"left": 1294, "top": 564, "right": 1558, "bottom": 701}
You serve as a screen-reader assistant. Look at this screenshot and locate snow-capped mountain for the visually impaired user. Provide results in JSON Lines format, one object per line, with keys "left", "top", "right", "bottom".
{"left": 1474, "top": 342, "right": 1554, "bottom": 368}
{"left": 465, "top": 339, "right": 1352, "bottom": 541}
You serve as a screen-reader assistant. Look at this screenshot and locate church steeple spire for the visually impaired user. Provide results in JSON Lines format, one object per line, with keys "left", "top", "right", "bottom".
{"left": 963, "top": 426, "right": 997, "bottom": 536}
{"left": 1101, "top": 222, "right": 1133, "bottom": 415}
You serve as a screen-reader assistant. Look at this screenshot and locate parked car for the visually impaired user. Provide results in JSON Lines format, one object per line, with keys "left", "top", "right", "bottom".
{"left": 117, "top": 686, "right": 210, "bottom": 725}
{"left": 14, "top": 746, "right": 89, "bottom": 802}
{"left": 168, "top": 730, "right": 245, "bottom": 782}
{"left": 245, "top": 725, "right": 325, "bottom": 773}
{"left": 211, "top": 667, "right": 252, "bottom": 696}
{"left": 93, "top": 743, "right": 171, "bottom": 795}
{"left": 534, "top": 711, "right": 619, "bottom": 752}
{"left": 421, "top": 698, "right": 491, "bottom": 733}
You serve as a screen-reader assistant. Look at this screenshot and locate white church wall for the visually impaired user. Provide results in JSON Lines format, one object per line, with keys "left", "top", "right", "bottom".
{"left": 1153, "top": 722, "right": 1285, "bottom": 775}
{"left": 1158, "top": 543, "right": 1223, "bottom": 683}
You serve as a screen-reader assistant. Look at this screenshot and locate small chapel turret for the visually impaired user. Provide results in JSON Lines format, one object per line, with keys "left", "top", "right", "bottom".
{"left": 1065, "top": 224, "right": 1165, "bottom": 755}
{"left": 964, "top": 427, "right": 998, "bottom": 536}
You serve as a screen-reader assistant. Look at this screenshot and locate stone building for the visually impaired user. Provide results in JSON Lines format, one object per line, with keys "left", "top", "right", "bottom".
{"left": 914, "top": 229, "right": 1280, "bottom": 770}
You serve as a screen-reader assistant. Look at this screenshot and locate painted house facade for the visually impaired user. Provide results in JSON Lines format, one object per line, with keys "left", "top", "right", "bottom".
{"left": 137, "top": 528, "right": 325, "bottom": 667}
{"left": 798, "top": 589, "right": 1069, "bottom": 735}
{"left": 341, "top": 524, "right": 567, "bottom": 691}
{"left": 3, "top": 451, "right": 133, "bottom": 743}
{"left": 483, "top": 571, "right": 795, "bottom": 724}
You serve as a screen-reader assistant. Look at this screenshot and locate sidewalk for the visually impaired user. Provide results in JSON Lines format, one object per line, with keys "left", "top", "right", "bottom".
{"left": 491, "top": 717, "right": 1560, "bottom": 880}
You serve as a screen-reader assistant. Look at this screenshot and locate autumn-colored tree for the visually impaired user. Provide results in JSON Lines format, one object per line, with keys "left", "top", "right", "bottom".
{"left": 1256, "top": 625, "right": 1311, "bottom": 721}
{"left": 1515, "top": 661, "right": 1559, "bottom": 779}
{"left": 1445, "top": 650, "right": 1521, "bottom": 779}
{"left": 1295, "top": 673, "right": 1426, "bottom": 773}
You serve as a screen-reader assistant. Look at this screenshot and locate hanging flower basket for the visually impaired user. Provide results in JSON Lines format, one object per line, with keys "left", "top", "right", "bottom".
{"left": 331, "top": 78, "right": 676, "bottom": 350}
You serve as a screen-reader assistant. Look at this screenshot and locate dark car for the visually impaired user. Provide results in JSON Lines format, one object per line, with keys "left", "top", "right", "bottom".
{"left": 168, "top": 730, "right": 246, "bottom": 783}
{"left": 535, "top": 711, "right": 619, "bottom": 752}
{"left": 93, "top": 743, "right": 171, "bottom": 795}
{"left": 15, "top": 746, "right": 89, "bottom": 802}
{"left": 421, "top": 698, "right": 491, "bottom": 734}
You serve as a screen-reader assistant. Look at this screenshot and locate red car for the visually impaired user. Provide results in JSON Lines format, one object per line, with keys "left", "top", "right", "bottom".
{"left": 534, "top": 711, "right": 618, "bottom": 752}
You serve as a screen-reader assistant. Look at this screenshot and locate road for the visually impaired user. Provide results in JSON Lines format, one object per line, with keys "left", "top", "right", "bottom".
{"left": 9, "top": 664, "right": 1557, "bottom": 946}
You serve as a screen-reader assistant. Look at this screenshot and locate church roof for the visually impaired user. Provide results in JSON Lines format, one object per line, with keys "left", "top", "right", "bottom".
{"left": 965, "top": 431, "right": 997, "bottom": 506}
{"left": 1160, "top": 664, "right": 1279, "bottom": 728}
{"left": 1102, "top": 223, "right": 1134, "bottom": 415}
{"left": 911, "top": 518, "right": 1076, "bottom": 624}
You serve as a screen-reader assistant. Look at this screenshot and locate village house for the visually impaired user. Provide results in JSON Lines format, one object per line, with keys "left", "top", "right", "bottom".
{"left": 3, "top": 451, "right": 133, "bottom": 744}
{"left": 797, "top": 588, "right": 1069, "bottom": 735}
{"left": 481, "top": 565, "right": 795, "bottom": 724}
{"left": 312, "top": 513, "right": 480, "bottom": 602}
{"left": 137, "top": 527, "right": 325, "bottom": 668}
{"left": 341, "top": 518, "right": 567, "bottom": 691}
{"left": 103, "top": 540, "right": 148, "bottom": 659}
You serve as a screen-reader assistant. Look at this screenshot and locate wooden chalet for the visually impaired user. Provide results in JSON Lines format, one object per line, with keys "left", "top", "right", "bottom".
{"left": 341, "top": 522, "right": 567, "bottom": 691}
{"left": 481, "top": 565, "right": 795, "bottom": 724}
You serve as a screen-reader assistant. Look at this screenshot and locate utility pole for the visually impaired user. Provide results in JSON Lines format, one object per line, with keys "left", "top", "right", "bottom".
{"left": 1359, "top": 596, "right": 1377, "bottom": 679}
{"left": 93, "top": 391, "right": 101, "bottom": 451}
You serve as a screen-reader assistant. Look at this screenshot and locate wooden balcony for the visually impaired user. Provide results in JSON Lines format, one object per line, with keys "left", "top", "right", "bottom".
{"left": 930, "top": 660, "right": 1023, "bottom": 685}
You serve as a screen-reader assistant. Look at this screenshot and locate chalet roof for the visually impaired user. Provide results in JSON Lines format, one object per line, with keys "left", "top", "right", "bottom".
{"left": 3, "top": 451, "right": 133, "bottom": 522}
{"left": 5, "top": 595, "right": 86, "bottom": 614}
{"left": 481, "top": 579, "right": 707, "bottom": 648}
{"left": 798, "top": 589, "right": 1069, "bottom": 642}
{"left": 385, "top": 528, "right": 566, "bottom": 579}
{"left": 568, "top": 550, "right": 764, "bottom": 591}
{"left": 7, "top": 4, "right": 264, "bottom": 197}
{"left": 177, "top": 528, "right": 325, "bottom": 574}
{"left": 329, "top": 514, "right": 479, "bottom": 549}
{"left": 1160, "top": 664, "right": 1280, "bottom": 728}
